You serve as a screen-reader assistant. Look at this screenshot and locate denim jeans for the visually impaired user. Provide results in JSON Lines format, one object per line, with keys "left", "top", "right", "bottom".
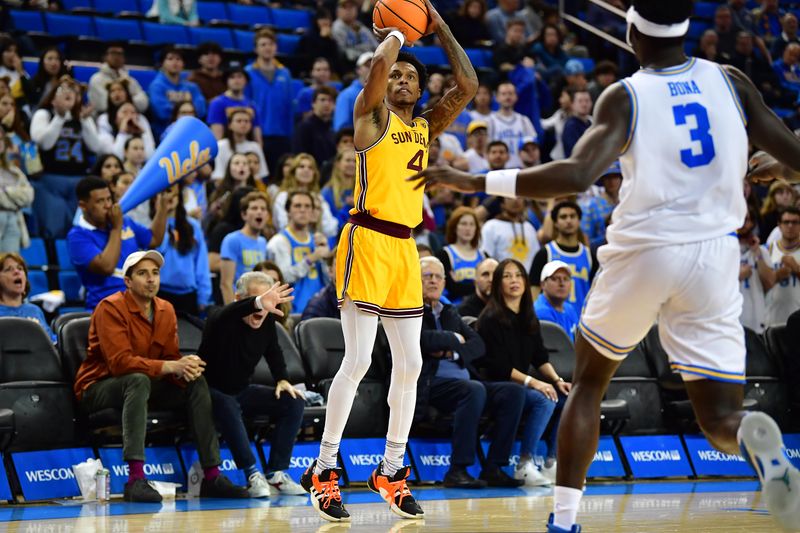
{"left": 31, "top": 174, "right": 81, "bottom": 238}
{"left": 209, "top": 385, "right": 305, "bottom": 473}
{"left": 520, "top": 387, "right": 559, "bottom": 459}
{"left": 0, "top": 211, "right": 21, "bottom": 253}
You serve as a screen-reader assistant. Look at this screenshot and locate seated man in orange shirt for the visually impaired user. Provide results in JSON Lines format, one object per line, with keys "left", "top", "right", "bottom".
{"left": 73, "top": 250, "right": 284, "bottom": 502}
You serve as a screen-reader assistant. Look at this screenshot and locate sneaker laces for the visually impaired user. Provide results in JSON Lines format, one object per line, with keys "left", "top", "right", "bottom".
{"left": 384, "top": 475, "right": 413, "bottom": 508}
{"left": 314, "top": 471, "right": 343, "bottom": 510}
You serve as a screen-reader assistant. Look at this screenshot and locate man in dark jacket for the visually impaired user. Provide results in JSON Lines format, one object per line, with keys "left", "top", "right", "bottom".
{"left": 199, "top": 271, "right": 305, "bottom": 498}
{"left": 301, "top": 281, "right": 340, "bottom": 321}
{"left": 416, "top": 257, "right": 525, "bottom": 489}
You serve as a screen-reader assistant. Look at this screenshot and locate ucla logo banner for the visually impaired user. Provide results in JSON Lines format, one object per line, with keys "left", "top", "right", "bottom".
{"left": 119, "top": 116, "right": 217, "bottom": 213}
{"left": 99, "top": 446, "right": 184, "bottom": 494}
{"left": 12, "top": 447, "right": 94, "bottom": 500}
{"left": 620, "top": 435, "right": 693, "bottom": 479}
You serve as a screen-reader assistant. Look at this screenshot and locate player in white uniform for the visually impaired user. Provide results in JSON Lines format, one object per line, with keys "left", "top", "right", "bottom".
{"left": 765, "top": 206, "right": 800, "bottom": 327}
{"left": 409, "top": 1, "right": 800, "bottom": 531}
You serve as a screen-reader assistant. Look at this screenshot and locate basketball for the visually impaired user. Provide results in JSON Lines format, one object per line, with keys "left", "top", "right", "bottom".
{"left": 373, "top": 0, "right": 429, "bottom": 45}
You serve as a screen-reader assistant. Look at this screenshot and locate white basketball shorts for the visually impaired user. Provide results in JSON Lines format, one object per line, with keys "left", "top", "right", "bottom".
{"left": 580, "top": 234, "right": 746, "bottom": 384}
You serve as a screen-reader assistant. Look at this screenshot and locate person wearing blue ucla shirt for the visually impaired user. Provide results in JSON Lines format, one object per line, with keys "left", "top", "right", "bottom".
{"left": 245, "top": 29, "right": 294, "bottom": 172}
{"left": 206, "top": 67, "right": 262, "bottom": 144}
{"left": 332, "top": 52, "right": 372, "bottom": 132}
{"left": 267, "top": 191, "right": 331, "bottom": 314}
{"left": 147, "top": 47, "right": 206, "bottom": 136}
{"left": 219, "top": 191, "right": 271, "bottom": 305}
{"left": 0, "top": 252, "right": 56, "bottom": 343}
{"left": 534, "top": 261, "right": 579, "bottom": 342}
{"left": 67, "top": 177, "right": 168, "bottom": 310}
{"left": 156, "top": 183, "right": 212, "bottom": 316}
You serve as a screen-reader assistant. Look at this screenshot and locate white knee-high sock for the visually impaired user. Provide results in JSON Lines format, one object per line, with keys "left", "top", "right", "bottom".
{"left": 381, "top": 315, "right": 423, "bottom": 477}
{"left": 315, "top": 300, "right": 378, "bottom": 473}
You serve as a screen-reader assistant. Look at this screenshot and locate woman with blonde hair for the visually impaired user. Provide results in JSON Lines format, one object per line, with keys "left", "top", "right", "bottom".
{"left": 321, "top": 149, "right": 356, "bottom": 230}
{"left": 436, "top": 206, "right": 485, "bottom": 305}
{"left": 272, "top": 152, "right": 338, "bottom": 237}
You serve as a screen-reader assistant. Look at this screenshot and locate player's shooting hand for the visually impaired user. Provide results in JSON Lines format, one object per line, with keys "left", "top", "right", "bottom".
{"left": 423, "top": 0, "right": 444, "bottom": 35}
{"left": 407, "top": 166, "right": 482, "bottom": 193}
{"left": 373, "top": 24, "right": 405, "bottom": 42}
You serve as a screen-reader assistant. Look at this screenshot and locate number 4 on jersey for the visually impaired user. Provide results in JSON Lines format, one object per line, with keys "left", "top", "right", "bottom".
{"left": 672, "top": 103, "right": 716, "bottom": 168}
{"left": 406, "top": 150, "right": 424, "bottom": 172}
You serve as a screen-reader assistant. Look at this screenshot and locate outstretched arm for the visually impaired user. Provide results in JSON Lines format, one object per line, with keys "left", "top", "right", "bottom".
{"left": 422, "top": 0, "right": 479, "bottom": 139}
{"left": 408, "top": 83, "right": 631, "bottom": 198}
{"left": 353, "top": 28, "right": 403, "bottom": 120}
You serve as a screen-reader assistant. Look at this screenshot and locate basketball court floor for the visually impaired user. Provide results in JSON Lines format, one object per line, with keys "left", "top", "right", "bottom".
{"left": 0, "top": 480, "right": 782, "bottom": 532}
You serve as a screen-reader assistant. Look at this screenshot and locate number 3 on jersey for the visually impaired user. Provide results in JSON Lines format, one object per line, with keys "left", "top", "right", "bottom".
{"left": 672, "top": 103, "right": 716, "bottom": 168}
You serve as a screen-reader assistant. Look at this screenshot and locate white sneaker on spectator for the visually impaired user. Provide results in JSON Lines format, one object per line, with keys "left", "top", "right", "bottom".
{"left": 541, "top": 461, "right": 557, "bottom": 484}
{"left": 247, "top": 471, "right": 270, "bottom": 498}
{"left": 514, "top": 459, "right": 551, "bottom": 486}
{"left": 267, "top": 470, "right": 306, "bottom": 495}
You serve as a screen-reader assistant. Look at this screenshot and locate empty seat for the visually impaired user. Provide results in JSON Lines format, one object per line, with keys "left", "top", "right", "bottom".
{"left": 694, "top": 2, "right": 719, "bottom": 20}
{"left": 176, "top": 313, "right": 205, "bottom": 355}
{"left": 465, "top": 48, "right": 492, "bottom": 69}
{"left": 189, "top": 27, "right": 235, "bottom": 49}
{"left": 62, "top": 0, "right": 93, "bottom": 10}
{"left": 744, "top": 327, "right": 787, "bottom": 423}
{"left": 233, "top": 29, "right": 255, "bottom": 52}
{"left": 227, "top": 4, "right": 272, "bottom": 26}
{"left": 71, "top": 65, "right": 99, "bottom": 83}
{"left": 54, "top": 239, "right": 72, "bottom": 271}
{"left": 44, "top": 13, "right": 95, "bottom": 37}
{"left": 128, "top": 69, "right": 157, "bottom": 89}
{"left": 141, "top": 22, "right": 191, "bottom": 45}
{"left": 58, "top": 271, "right": 83, "bottom": 302}
{"left": 27, "top": 271, "right": 49, "bottom": 297}
{"left": 51, "top": 311, "right": 91, "bottom": 342}
{"left": 197, "top": 1, "right": 230, "bottom": 22}
{"left": 270, "top": 8, "right": 312, "bottom": 32}
{"left": 20, "top": 238, "right": 48, "bottom": 269}
{"left": 607, "top": 343, "right": 664, "bottom": 433}
{"left": 406, "top": 46, "right": 447, "bottom": 66}
{"left": 10, "top": 10, "right": 45, "bottom": 32}
{"left": 277, "top": 34, "right": 301, "bottom": 55}
{"left": 94, "top": 0, "right": 142, "bottom": 14}
{"left": 94, "top": 17, "right": 143, "bottom": 42}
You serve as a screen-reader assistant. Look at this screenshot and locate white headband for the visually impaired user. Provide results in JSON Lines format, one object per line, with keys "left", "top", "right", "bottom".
{"left": 626, "top": 6, "right": 690, "bottom": 43}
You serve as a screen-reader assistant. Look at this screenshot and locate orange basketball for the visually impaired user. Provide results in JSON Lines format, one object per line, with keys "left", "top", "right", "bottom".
{"left": 373, "top": 0, "right": 429, "bottom": 45}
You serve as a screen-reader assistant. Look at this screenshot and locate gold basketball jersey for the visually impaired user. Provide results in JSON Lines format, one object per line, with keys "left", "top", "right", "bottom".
{"left": 351, "top": 111, "right": 429, "bottom": 228}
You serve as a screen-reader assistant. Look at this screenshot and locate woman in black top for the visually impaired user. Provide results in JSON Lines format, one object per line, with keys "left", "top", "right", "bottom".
{"left": 477, "top": 258, "right": 571, "bottom": 486}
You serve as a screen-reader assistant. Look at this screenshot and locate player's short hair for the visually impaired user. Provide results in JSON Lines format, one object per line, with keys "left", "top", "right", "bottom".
{"left": 551, "top": 200, "right": 583, "bottom": 222}
{"left": 255, "top": 27, "right": 277, "bottom": 45}
{"left": 632, "top": 0, "right": 693, "bottom": 25}
{"left": 76, "top": 176, "right": 111, "bottom": 202}
{"left": 395, "top": 51, "right": 428, "bottom": 93}
{"left": 240, "top": 190, "right": 270, "bottom": 213}
{"left": 285, "top": 190, "right": 316, "bottom": 212}
{"left": 487, "top": 140, "right": 509, "bottom": 152}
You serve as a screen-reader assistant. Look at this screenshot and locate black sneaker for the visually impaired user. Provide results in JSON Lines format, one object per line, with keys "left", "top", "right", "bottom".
{"left": 479, "top": 464, "right": 525, "bottom": 487}
{"left": 199, "top": 474, "right": 249, "bottom": 498}
{"left": 368, "top": 462, "right": 424, "bottom": 519}
{"left": 300, "top": 460, "right": 350, "bottom": 522}
{"left": 123, "top": 479, "right": 162, "bottom": 503}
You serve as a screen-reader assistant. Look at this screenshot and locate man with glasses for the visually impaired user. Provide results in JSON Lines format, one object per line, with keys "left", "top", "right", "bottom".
{"left": 766, "top": 206, "right": 800, "bottom": 327}
{"left": 88, "top": 43, "right": 149, "bottom": 114}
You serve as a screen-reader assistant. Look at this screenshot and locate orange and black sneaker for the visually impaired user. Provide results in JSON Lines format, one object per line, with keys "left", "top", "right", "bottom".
{"left": 368, "top": 462, "right": 424, "bottom": 519}
{"left": 300, "top": 460, "right": 350, "bottom": 522}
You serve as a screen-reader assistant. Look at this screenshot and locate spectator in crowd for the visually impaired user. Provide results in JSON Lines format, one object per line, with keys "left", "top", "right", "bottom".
{"left": 486, "top": 0, "right": 535, "bottom": 44}
{"left": 519, "top": 136, "right": 541, "bottom": 168}
{"left": 752, "top": 0, "right": 785, "bottom": 45}
{"left": 252, "top": 260, "right": 294, "bottom": 329}
{"left": 715, "top": 5, "right": 741, "bottom": 58}
{"left": 212, "top": 109, "right": 269, "bottom": 182}
{"left": 481, "top": 196, "right": 540, "bottom": 271}
{"left": 416, "top": 256, "right": 523, "bottom": 488}
{"left": 267, "top": 191, "right": 332, "bottom": 314}
{"left": 771, "top": 13, "right": 799, "bottom": 58}
{"left": 246, "top": 29, "right": 293, "bottom": 172}
{"left": 0, "top": 253, "right": 55, "bottom": 342}
{"left": 730, "top": 0, "right": 757, "bottom": 32}
{"left": 772, "top": 42, "right": 800, "bottom": 99}
{"left": 580, "top": 162, "right": 621, "bottom": 248}
{"left": 469, "top": 84, "right": 494, "bottom": 123}
{"left": 1, "top": 93, "right": 41, "bottom": 177}
{"left": 101, "top": 102, "right": 156, "bottom": 160}
{"left": 738, "top": 209, "right": 775, "bottom": 334}
{"left": 88, "top": 43, "right": 149, "bottom": 115}
{"left": 470, "top": 140, "right": 511, "bottom": 221}
{"left": 67, "top": 176, "right": 168, "bottom": 310}
{"left": 451, "top": 0, "right": 493, "bottom": 48}
{"left": 458, "top": 257, "right": 498, "bottom": 318}
{"left": 188, "top": 42, "right": 226, "bottom": 102}
{"left": 219, "top": 191, "right": 271, "bottom": 305}
{"left": 109, "top": 171, "right": 134, "bottom": 204}
{"left": 148, "top": 47, "right": 206, "bottom": 134}
{"left": 586, "top": 60, "right": 618, "bottom": 104}
{"left": 766, "top": 206, "right": 800, "bottom": 327}
{"left": 74, "top": 250, "right": 247, "bottom": 502}
{"left": 14, "top": 46, "right": 70, "bottom": 111}
{"left": 476, "top": 258, "right": 569, "bottom": 487}
{"left": 333, "top": 52, "right": 372, "bottom": 132}
{"left": 301, "top": 259, "right": 340, "bottom": 321}
{"left": 199, "top": 271, "right": 306, "bottom": 497}
{"left": 154, "top": 183, "right": 211, "bottom": 316}
{"left": 206, "top": 186, "right": 254, "bottom": 274}
{"left": 464, "top": 120, "right": 490, "bottom": 173}
{"left": 207, "top": 66, "right": 262, "bottom": 143}
{"left": 729, "top": 31, "right": 782, "bottom": 106}
{"left": 297, "top": 9, "right": 344, "bottom": 78}
{"left": 488, "top": 81, "right": 537, "bottom": 168}
{"left": 761, "top": 180, "right": 798, "bottom": 238}
{"left": 92, "top": 154, "right": 124, "bottom": 183}
{"left": 541, "top": 88, "right": 571, "bottom": 161}
{"left": 332, "top": 0, "right": 378, "bottom": 64}
{"left": 0, "top": 37, "right": 26, "bottom": 88}
{"left": 97, "top": 80, "right": 155, "bottom": 145}
{"left": 0, "top": 128, "right": 32, "bottom": 253}
{"left": 532, "top": 24, "right": 570, "bottom": 78}
{"left": 321, "top": 149, "right": 356, "bottom": 230}
{"left": 436, "top": 207, "right": 486, "bottom": 305}
{"left": 529, "top": 200, "right": 596, "bottom": 310}
{"left": 563, "top": 59, "right": 589, "bottom": 92}
{"left": 292, "top": 86, "right": 338, "bottom": 167}
{"left": 534, "top": 260, "right": 579, "bottom": 342}
{"left": 30, "top": 77, "right": 106, "bottom": 238}
{"left": 694, "top": 30, "right": 722, "bottom": 62}
{"left": 272, "top": 153, "right": 338, "bottom": 237}
{"left": 210, "top": 154, "right": 261, "bottom": 216}
{"left": 123, "top": 136, "right": 147, "bottom": 176}
{"left": 561, "top": 88, "right": 592, "bottom": 158}
{"left": 296, "top": 58, "right": 336, "bottom": 119}
{"left": 148, "top": 0, "right": 199, "bottom": 25}
{"left": 493, "top": 19, "right": 536, "bottom": 74}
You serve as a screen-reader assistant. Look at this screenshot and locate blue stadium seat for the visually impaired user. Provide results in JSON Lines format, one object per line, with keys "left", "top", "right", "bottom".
{"left": 277, "top": 33, "right": 301, "bottom": 55}
{"left": 227, "top": 4, "right": 272, "bottom": 26}
{"left": 61, "top": 0, "right": 93, "bottom": 10}
{"left": 466, "top": 48, "right": 492, "bottom": 69}
{"left": 58, "top": 272, "right": 83, "bottom": 302}
{"left": 10, "top": 10, "right": 45, "bottom": 32}
{"left": 405, "top": 46, "right": 447, "bottom": 66}
{"left": 94, "top": 18, "right": 143, "bottom": 42}
{"left": 23, "top": 60, "right": 38, "bottom": 77}
{"left": 20, "top": 238, "right": 48, "bottom": 269}
{"left": 71, "top": 65, "right": 98, "bottom": 83}
{"left": 197, "top": 1, "right": 230, "bottom": 22}
{"left": 27, "top": 271, "right": 49, "bottom": 297}
{"left": 94, "top": 0, "right": 141, "bottom": 14}
{"left": 270, "top": 8, "right": 312, "bottom": 32}
{"left": 54, "top": 239, "right": 72, "bottom": 271}
{"left": 189, "top": 27, "right": 235, "bottom": 49}
{"left": 687, "top": 21, "right": 711, "bottom": 41}
{"left": 142, "top": 22, "right": 191, "bottom": 45}
{"left": 694, "top": 2, "right": 719, "bottom": 20}
{"left": 233, "top": 29, "right": 255, "bottom": 52}
{"left": 576, "top": 57, "right": 595, "bottom": 74}
{"left": 128, "top": 68, "right": 157, "bottom": 89}
{"left": 290, "top": 78, "right": 305, "bottom": 100}
{"left": 44, "top": 13, "right": 95, "bottom": 37}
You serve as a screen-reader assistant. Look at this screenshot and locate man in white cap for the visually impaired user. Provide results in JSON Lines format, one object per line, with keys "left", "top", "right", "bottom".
{"left": 333, "top": 51, "right": 373, "bottom": 131}
{"left": 534, "top": 260, "right": 579, "bottom": 342}
{"left": 73, "top": 250, "right": 257, "bottom": 503}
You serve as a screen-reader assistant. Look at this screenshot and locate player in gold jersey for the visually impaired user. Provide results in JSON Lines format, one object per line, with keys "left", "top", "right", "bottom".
{"left": 300, "top": 0, "right": 478, "bottom": 522}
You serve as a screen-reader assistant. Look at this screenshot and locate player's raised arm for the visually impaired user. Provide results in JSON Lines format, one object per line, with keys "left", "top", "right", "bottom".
{"left": 353, "top": 26, "right": 404, "bottom": 121}
{"left": 421, "top": 0, "right": 478, "bottom": 139}
{"left": 408, "top": 82, "right": 631, "bottom": 198}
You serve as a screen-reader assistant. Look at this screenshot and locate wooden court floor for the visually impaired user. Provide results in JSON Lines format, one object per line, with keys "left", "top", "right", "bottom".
{"left": 0, "top": 485, "right": 784, "bottom": 533}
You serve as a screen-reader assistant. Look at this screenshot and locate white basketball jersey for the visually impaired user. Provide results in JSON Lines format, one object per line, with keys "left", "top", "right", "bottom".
{"left": 739, "top": 243, "right": 770, "bottom": 333}
{"left": 610, "top": 58, "right": 748, "bottom": 249}
{"left": 487, "top": 111, "right": 536, "bottom": 168}
{"left": 765, "top": 240, "right": 800, "bottom": 327}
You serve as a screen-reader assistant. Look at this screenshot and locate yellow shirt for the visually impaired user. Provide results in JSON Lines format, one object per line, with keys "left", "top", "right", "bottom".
{"left": 351, "top": 111, "right": 429, "bottom": 228}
